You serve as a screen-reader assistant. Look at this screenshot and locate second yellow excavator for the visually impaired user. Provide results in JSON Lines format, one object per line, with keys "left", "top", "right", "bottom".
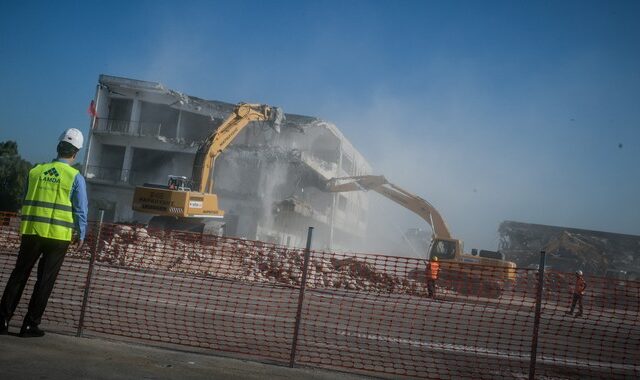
{"left": 326, "top": 175, "right": 517, "bottom": 298}
{"left": 132, "top": 102, "right": 284, "bottom": 232}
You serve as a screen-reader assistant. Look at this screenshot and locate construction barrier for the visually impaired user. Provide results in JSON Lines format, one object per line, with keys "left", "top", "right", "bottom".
{"left": 0, "top": 212, "right": 638, "bottom": 379}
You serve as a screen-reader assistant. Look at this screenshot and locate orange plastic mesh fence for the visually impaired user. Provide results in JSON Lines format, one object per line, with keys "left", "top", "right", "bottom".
{"left": 0, "top": 213, "right": 638, "bottom": 379}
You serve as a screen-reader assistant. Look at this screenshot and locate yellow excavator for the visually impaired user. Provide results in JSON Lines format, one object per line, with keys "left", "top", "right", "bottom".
{"left": 132, "top": 102, "right": 284, "bottom": 232}
{"left": 326, "top": 175, "right": 517, "bottom": 298}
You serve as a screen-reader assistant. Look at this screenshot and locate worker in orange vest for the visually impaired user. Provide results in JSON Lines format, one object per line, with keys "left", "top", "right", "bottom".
{"left": 426, "top": 256, "right": 440, "bottom": 299}
{"left": 566, "top": 270, "right": 586, "bottom": 317}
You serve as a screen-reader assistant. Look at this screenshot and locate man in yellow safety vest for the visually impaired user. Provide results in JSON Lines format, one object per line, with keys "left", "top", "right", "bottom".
{"left": 0, "top": 128, "right": 88, "bottom": 337}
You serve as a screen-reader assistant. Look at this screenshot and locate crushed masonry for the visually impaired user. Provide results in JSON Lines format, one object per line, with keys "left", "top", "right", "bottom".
{"left": 0, "top": 224, "right": 443, "bottom": 296}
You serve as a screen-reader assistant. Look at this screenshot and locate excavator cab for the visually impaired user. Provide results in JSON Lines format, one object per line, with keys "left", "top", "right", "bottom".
{"left": 167, "top": 175, "right": 190, "bottom": 191}
{"left": 428, "top": 238, "right": 458, "bottom": 260}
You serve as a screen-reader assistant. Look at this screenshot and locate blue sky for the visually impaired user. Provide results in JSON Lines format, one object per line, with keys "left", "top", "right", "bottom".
{"left": 1, "top": 1, "right": 638, "bottom": 251}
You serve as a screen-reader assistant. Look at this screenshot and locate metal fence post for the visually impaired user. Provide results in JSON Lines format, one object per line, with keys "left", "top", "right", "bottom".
{"left": 77, "top": 209, "right": 104, "bottom": 337}
{"left": 529, "top": 250, "right": 547, "bottom": 380}
{"left": 289, "top": 227, "right": 313, "bottom": 368}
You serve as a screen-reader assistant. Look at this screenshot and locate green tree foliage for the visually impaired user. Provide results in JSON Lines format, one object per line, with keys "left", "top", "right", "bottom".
{"left": 0, "top": 141, "right": 33, "bottom": 212}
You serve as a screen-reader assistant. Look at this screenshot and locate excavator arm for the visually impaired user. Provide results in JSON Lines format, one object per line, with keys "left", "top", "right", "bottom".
{"left": 192, "top": 103, "right": 284, "bottom": 193}
{"left": 326, "top": 175, "right": 452, "bottom": 239}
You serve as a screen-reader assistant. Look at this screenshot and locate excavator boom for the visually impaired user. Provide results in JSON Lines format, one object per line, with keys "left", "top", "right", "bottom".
{"left": 326, "top": 175, "right": 452, "bottom": 239}
{"left": 192, "top": 103, "right": 284, "bottom": 193}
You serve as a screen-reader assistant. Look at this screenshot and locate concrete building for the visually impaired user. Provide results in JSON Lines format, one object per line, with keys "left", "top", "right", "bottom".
{"left": 83, "top": 75, "right": 371, "bottom": 249}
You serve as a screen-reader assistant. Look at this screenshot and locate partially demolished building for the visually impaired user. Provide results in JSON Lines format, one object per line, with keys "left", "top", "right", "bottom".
{"left": 498, "top": 220, "right": 640, "bottom": 275}
{"left": 83, "top": 75, "right": 371, "bottom": 249}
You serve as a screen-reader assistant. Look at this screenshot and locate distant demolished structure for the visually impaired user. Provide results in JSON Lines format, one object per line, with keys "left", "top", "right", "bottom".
{"left": 498, "top": 220, "right": 640, "bottom": 276}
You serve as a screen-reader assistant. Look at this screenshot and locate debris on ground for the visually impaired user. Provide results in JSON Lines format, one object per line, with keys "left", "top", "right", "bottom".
{"left": 0, "top": 225, "right": 430, "bottom": 296}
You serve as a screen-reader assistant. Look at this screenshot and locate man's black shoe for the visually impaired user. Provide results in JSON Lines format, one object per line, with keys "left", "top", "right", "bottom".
{"left": 0, "top": 317, "right": 8, "bottom": 335}
{"left": 19, "top": 324, "right": 45, "bottom": 338}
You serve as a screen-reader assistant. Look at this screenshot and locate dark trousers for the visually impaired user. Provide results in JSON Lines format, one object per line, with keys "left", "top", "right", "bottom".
{"left": 427, "top": 279, "right": 436, "bottom": 298}
{"left": 0, "top": 234, "right": 69, "bottom": 326}
{"left": 569, "top": 292, "right": 583, "bottom": 315}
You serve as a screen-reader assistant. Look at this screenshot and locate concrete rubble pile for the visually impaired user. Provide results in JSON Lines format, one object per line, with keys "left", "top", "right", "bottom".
{"left": 58, "top": 225, "right": 424, "bottom": 295}
{"left": 542, "top": 231, "right": 608, "bottom": 275}
{"left": 0, "top": 226, "right": 21, "bottom": 253}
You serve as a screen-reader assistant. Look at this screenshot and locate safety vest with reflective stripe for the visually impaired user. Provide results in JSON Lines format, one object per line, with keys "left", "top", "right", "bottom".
{"left": 20, "top": 161, "right": 79, "bottom": 241}
{"left": 428, "top": 261, "right": 440, "bottom": 280}
{"left": 574, "top": 276, "right": 586, "bottom": 295}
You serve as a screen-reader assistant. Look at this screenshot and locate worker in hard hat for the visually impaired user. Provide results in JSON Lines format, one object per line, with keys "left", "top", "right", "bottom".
{"left": 426, "top": 256, "right": 440, "bottom": 299}
{"left": 0, "top": 128, "right": 88, "bottom": 337}
{"left": 566, "top": 270, "right": 586, "bottom": 317}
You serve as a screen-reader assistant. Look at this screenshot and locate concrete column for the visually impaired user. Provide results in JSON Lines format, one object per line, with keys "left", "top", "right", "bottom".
{"left": 329, "top": 142, "right": 343, "bottom": 249}
{"left": 120, "top": 145, "right": 134, "bottom": 183}
{"left": 176, "top": 110, "right": 183, "bottom": 140}
{"left": 130, "top": 99, "right": 141, "bottom": 135}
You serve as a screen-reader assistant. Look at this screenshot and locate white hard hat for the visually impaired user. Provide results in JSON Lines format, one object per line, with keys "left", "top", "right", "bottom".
{"left": 575, "top": 270, "right": 583, "bottom": 276}
{"left": 59, "top": 128, "right": 84, "bottom": 149}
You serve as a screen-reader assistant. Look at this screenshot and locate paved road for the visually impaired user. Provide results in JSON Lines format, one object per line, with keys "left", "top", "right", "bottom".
{"left": 1, "top": 253, "right": 638, "bottom": 379}
{"left": 0, "top": 331, "right": 375, "bottom": 380}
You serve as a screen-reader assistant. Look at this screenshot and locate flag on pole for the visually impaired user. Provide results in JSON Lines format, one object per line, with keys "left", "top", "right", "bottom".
{"left": 87, "top": 100, "right": 97, "bottom": 117}
{"left": 88, "top": 100, "right": 98, "bottom": 129}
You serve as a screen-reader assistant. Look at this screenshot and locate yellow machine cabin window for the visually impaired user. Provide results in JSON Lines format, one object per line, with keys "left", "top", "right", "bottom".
{"left": 430, "top": 239, "right": 456, "bottom": 260}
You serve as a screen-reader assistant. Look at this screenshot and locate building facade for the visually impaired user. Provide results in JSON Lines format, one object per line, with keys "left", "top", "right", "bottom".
{"left": 83, "top": 75, "right": 371, "bottom": 249}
